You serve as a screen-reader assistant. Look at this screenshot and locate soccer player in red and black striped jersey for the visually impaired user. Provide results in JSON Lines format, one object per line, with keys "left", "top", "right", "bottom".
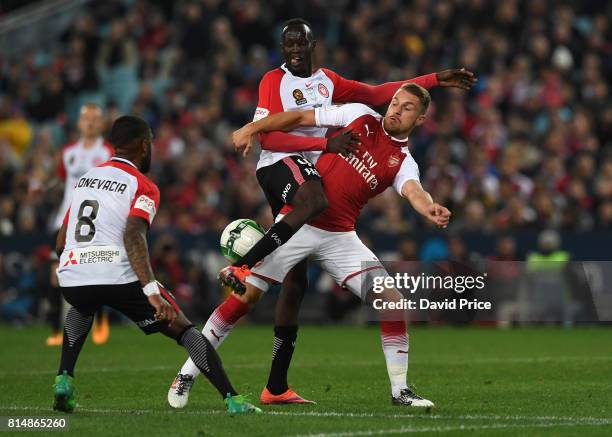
{"left": 169, "top": 18, "right": 476, "bottom": 408}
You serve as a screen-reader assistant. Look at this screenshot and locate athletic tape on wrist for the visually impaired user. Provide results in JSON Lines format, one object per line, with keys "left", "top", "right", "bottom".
{"left": 143, "top": 281, "right": 160, "bottom": 296}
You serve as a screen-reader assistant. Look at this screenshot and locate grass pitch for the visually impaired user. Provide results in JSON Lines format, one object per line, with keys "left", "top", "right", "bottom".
{"left": 1, "top": 324, "right": 611, "bottom": 436}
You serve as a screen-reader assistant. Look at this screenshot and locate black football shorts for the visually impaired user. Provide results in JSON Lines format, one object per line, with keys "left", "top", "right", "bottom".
{"left": 256, "top": 155, "right": 321, "bottom": 217}
{"left": 61, "top": 281, "right": 181, "bottom": 334}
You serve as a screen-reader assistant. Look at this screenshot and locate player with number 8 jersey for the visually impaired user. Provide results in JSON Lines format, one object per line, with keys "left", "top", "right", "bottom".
{"left": 53, "top": 115, "right": 260, "bottom": 415}
{"left": 57, "top": 156, "right": 159, "bottom": 286}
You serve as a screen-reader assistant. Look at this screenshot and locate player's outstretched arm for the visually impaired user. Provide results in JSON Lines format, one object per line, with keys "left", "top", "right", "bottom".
{"left": 234, "top": 107, "right": 360, "bottom": 157}
{"left": 401, "top": 180, "right": 451, "bottom": 228}
{"left": 232, "top": 110, "right": 316, "bottom": 156}
{"left": 436, "top": 68, "right": 478, "bottom": 90}
{"left": 328, "top": 68, "right": 477, "bottom": 106}
{"left": 124, "top": 216, "right": 176, "bottom": 323}
{"left": 260, "top": 131, "right": 328, "bottom": 154}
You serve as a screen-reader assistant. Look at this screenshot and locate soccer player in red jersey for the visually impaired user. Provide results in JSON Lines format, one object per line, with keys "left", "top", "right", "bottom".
{"left": 169, "top": 18, "right": 475, "bottom": 407}
{"left": 220, "top": 18, "right": 472, "bottom": 284}
{"left": 236, "top": 83, "right": 447, "bottom": 406}
{"left": 53, "top": 116, "right": 260, "bottom": 414}
{"left": 188, "top": 83, "right": 448, "bottom": 407}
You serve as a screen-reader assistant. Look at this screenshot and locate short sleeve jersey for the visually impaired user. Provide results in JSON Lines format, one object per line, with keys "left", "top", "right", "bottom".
{"left": 308, "top": 104, "right": 420, "bottom": 232}
{"left": 254, "top": 65, "right": 384, "bottom": 170}
{"left": 57, "top": 157, "right": 160, "bottom": 287}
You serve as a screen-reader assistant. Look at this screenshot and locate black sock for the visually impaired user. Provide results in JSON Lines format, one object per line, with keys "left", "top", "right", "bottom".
{"left": 48, "top": 286, "right": 62, "bottom": 333}
{"left": 58, "top": 307, "right": 94, "bottom": 377}
{"left": 234, "top": 221, "right": 296, "bottom": 268}
{"left": 266, "top": 325, "right": 298, "bottom": 395}
{"left": 180, "top": 327, "right": 237, "bottom": 398}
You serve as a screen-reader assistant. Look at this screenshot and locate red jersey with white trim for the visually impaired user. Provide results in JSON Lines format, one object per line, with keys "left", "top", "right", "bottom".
{"left": 57, "top": 157, "right": 160, "bottom": 287}
{"left": 254, "top": 64, "right": 438, "bottom": 170}
{"left": 307, "top": 103, "right": 420, "bottom": 232}
{"left": 54, "top": 137, "right": 114, "bottom": 230}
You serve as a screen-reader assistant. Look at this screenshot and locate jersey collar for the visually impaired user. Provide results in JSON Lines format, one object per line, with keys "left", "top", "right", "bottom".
{"left": 380, "top": 118, "right": 409, "bottom": 144}
{"left": 110, "top": 157, "right": 138, "bottom": 169}
{"left": 280, "top": 63, "right": 320, "bottom": 78}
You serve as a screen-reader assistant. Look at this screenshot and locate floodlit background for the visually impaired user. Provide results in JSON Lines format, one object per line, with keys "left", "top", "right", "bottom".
{"left": 0, "top": 0, "right": 611, "bottom": 325}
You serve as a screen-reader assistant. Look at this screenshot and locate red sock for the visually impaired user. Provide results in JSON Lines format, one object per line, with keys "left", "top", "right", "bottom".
{"left": 203, "top": 294, "right": 250, "bottom": 348}
{"left": 218, "top": 294, "right": 250, "bottom": 325}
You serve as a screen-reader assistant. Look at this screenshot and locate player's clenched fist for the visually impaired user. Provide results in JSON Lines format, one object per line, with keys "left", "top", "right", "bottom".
{"left": 147, "top": 294, "right": 178, "bottom": 324}
{"left": 232, "top": 124, "right": 256, "bottom": 157}
{"left": 326, "top": 128, "right": 361, "bottom": 156}
{"left": 436, "top": 68, "right": 477, "bottom": 90}
{"left": 426, "top": 203, "right": 451, "bottom": 228}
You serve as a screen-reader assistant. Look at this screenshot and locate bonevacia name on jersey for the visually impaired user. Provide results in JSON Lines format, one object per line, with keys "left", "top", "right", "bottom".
{"left": 76, "top": 177, "right": 128, "bottom": 194}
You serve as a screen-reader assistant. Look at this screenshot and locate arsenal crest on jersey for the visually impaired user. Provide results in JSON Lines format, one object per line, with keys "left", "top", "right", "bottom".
{"left": 388, "top": 154, "right": 401, "bottom": 167}
{"left": 318, "top": 83, "right": 329, "bottom": 98}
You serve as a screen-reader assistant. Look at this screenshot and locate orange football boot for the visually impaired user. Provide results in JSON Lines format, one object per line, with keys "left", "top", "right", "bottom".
{"left": 218, "top": 265, "right": 251, "bottom": 294}
{"left": 45, "top": 331, "right": 63, "bottom": 346}
{"left": 260, "top": 387, "right": 316, "bottom": 405}
{"left": 92, "top": 311, "right": 110, "bottom": 345}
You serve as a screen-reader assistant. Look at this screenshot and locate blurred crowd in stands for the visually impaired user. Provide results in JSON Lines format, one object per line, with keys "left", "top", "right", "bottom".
{"left": 0, "top": 0, "right": 611, "bottom": 323}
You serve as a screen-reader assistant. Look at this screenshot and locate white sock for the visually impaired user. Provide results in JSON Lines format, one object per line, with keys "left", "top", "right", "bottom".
{"left": 380, "top": 321, "right": 409, "bottom": 397}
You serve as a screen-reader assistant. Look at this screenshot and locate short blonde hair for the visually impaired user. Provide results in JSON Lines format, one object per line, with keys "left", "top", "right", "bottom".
{"left": 399, "top": 83, "right": 431, "bottom": 114}
{"left": 79, "top": 102, "right": 102, "bottom": 114}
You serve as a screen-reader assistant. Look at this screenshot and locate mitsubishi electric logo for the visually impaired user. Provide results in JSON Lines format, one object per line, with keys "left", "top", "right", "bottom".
{"left": 63, "top": 251, "right": 78, "bottom": 267}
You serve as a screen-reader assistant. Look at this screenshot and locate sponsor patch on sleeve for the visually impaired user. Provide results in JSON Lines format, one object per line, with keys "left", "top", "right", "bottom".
{"left": 253, "top": 107, "right": 270, "bottom": 121}
{"left": 134, "top": 194, "right": 157, "bottom": 223}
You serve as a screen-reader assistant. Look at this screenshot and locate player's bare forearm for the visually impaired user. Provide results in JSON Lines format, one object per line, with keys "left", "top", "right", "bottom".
{"left": 402, "top": 180, "right": 451, "bottom": 228}
{"left": 124, "top": 216, "right": 155, "bottom": 286}
{"left": 402, "top": 180, "right": 434, "bottom": 216}
{"left": 55, "top": 223, "right": 67, "bottom": 257}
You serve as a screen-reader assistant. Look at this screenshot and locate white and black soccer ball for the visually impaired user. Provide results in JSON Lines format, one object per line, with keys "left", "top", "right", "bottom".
{"left": 220, "top": 219, "right": 265, "bottom": 262}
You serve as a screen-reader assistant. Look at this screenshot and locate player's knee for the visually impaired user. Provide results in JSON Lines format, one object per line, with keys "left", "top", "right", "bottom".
{"left": 383, "top": 288, "right": 403, "bottom": 303}
{"left": 286, "top": 276, "right": 308, "bottom": 302}
{"left": 310, "top": 193, "right": 328, "bottom": 216}
{"left": 294, "top": 182, "right": 328, "bottom": 218}
{"left": 365, "top": 287, "right": 402, "bottom": 305}
{"left": 298, "top": 191, "right": 328, "bottom": 219}
{"left": 160, "top": 313, "right": 192, "bottom": 342}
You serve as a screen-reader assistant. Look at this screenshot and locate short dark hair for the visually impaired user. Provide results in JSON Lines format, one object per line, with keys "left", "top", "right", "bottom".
{"left": 281, "top": 18, "right": 313, "bottom": 39}
{"left": 282, "top": 18, "right": 312, "bottom": 30}
{"left": 109, "top": 115, "right": 149, "bottom": 147}
{"left": 399, "top": 83, "right": 431, "bottom": 114}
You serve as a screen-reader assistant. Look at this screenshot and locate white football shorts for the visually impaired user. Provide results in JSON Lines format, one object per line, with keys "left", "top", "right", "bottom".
{"left": 246, "top": 224, "right": 389, "bottom": 298}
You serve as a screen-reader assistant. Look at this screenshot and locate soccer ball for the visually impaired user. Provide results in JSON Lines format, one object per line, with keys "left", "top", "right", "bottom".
{"left": 220, "top": 219, "right": 265, "bottom": 262}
